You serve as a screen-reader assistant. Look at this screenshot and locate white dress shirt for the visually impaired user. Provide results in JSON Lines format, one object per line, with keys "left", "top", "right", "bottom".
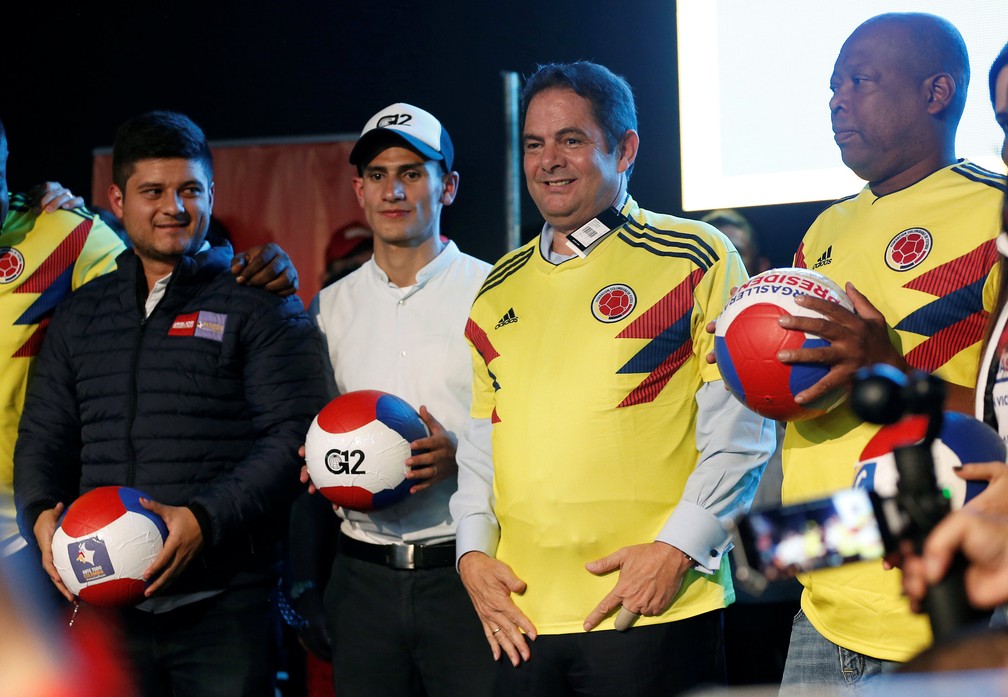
{"left": 312, "top": 241, "right": 490, "bottom": 546}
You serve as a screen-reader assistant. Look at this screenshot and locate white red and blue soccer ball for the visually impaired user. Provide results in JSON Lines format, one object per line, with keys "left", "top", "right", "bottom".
{"left": 51, "top": 486, "right": 168, "bottom": 606}
{"left": 714, "top": 267, "right": 854, "bottom": 421}
{"left": 854, "top": 411, "right": 1005, "bottom": 509}
{"left": 304, "top": 390, "right": 429, "bottom": 511}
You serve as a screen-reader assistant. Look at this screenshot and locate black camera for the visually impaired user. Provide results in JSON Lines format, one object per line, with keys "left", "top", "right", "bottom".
{"left": 728, "top": 365, "right": 985, "bottom": 639}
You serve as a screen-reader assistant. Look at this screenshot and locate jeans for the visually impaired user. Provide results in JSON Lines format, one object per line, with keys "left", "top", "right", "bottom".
{"left": 779, "top": 609, "right": 899, "bottom": 696}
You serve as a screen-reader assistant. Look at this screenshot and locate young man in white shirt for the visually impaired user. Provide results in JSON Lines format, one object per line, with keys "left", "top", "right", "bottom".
{"left": 309, "top": 103, "right": 494, "bottom": 697}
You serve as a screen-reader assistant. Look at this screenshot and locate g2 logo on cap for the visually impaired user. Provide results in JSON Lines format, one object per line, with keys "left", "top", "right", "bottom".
{"left": 377, "top": 113, "right": 413, "bottom": 128}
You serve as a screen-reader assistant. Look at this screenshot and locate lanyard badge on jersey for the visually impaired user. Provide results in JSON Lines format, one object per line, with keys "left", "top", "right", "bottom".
{"left": 563, "top": 194, "right": 631, "bottom": 258}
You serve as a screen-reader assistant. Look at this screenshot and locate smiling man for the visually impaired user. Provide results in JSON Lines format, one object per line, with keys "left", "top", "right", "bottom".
{"left": 308, "top": 103, "right": 494, "bottom": 697}
{"left": 14, "top": 111, "right": 325, "bottom": 696}
{"left": 450, "top": 61, "right": 774, "bottom": 696}
{"left": 0, "top": 113, "right": 303, "bottom": 576}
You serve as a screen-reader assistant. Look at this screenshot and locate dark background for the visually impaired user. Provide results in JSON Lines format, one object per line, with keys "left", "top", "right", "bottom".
{"left": 2, "top": 0, "right": 830, "bottom": 270}
{"left": 4, "top": 0, "right": 811, "bottom": 685}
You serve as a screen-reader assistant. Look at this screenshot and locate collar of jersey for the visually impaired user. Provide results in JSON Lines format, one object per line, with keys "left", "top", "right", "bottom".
{"left": 536, "top": 194, "right": 635, "bottom": 268}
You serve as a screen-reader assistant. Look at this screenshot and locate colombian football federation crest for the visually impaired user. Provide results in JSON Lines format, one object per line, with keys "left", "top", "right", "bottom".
{"left": 591, "top": 284, "right": 636, "bottom": 323}
{"left": 885, "top": 228, "right": 932, "bottom": 271}
{"left": 0, "top": 246, "right": 25, "bottom": 283}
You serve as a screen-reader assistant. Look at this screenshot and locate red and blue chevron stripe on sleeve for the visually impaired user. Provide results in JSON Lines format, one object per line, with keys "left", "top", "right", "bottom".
{"left": 794, "top": 242, "right": 808, "bottom": 269}
{"left": 12, "top": 218, "right": 93, "bottom": 358}
{"left": 895, "top": 239, "right": 996, "bottom": 373}
{"left": 465, "top": 317, "right": 502, "bottom": 423}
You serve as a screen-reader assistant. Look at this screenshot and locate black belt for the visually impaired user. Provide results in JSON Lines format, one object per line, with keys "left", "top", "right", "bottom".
{"left": 337, "top": 531, "right": 456, "bottom": 570}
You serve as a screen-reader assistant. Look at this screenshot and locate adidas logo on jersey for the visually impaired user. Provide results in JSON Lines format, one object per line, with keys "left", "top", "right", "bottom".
{"left": 811, "top": 245, "right": 832, "bottom": 269}
{"left": 495, "top": 308, "right": 518, "bottom": 329}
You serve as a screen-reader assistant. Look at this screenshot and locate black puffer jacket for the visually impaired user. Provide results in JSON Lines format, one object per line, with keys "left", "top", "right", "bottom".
{"left": 15, "top": 244, "right": 326, "bottom": 593}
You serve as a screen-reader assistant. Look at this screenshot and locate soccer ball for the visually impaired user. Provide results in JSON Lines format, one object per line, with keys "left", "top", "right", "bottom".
{"left": 304, "top": 390, "right": 429, "bottom": 511}
{"left": 51, "top": 486, "right": 168, "bottom": 606}
{"left": 714, "top": 267, "right": 854, "bottom": 421}
{"left": 854, "top": 411, "right": 1005, "bottom": 509}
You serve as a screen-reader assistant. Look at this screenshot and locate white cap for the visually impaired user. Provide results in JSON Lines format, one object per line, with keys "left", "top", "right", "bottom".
{"left": 348, "top": 102, "right": 454, "bottom": 171}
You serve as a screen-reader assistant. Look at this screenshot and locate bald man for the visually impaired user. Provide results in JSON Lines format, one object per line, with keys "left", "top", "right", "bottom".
{"left": 773, "top": 13, "right": 1007, "bottom": 692}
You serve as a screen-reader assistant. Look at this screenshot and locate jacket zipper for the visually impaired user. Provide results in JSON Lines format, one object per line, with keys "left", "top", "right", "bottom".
{"left": 125, "top": 313, "right": 148, "bottom": 488}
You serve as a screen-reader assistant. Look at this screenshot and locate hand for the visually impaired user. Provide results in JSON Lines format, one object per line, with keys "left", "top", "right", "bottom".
{"left": 958, "top": 462, "right": 1008, "bottom": 517}
{"left": 232, "top": 243, "right": 298, "bottom": 296}
{"left": 405, "top": 406, "right": 457, "bottom": 494}
{"left": 300, "top": 445, "right": 343, "bottom": 514}
{"left": 777, "top": 283, "right": 905, "bottom": 406}
{"left": 882, "top": 537, "right": 915, "bottom": 572}
{"left": 704, "top": 284, "right": 740, "bottom": 366}
{"left": 140, "top": 499, "right": 204, "bottom": 596}
{"left": 583, "top": 541, "right": 692, "bottom": 631}
{"left": 902, "top": 508, "right": 1008, "bottom": 610}
{"left": 33, "top": 503, "right": 74, "bottom": 602}
{"left": 298, "top": 444, "right": 319, "bottom": 494}
{"left": 28, "top": 182, "right": 84, "bottom": 213}
{"left": 458, "top": 551, "right": 537, "bottom": 666}
{"left": 900, "top": 542, "right": 929, "bottom": 611}
{"left": 705, "top": 319, "right": 719, "bottom": 366}
{"left": 886, "top": 462, "right": 1008, "bottom": 575}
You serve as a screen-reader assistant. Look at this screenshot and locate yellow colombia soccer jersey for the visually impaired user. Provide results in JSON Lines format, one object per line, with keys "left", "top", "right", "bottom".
{"left": 0, "top": 195, "right": 123, "bottom": 553}
{"left": 465, "top": 196, "right": 746, "bottom": 634}
{"left": 783, "top": 160, "right": 1006, "bottom": 661}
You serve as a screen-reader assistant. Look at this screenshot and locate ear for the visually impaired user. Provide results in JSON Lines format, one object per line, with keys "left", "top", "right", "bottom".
{"left": 351, "top": 177, "right": 365, "bottom": 209}
{"left": 108, "top": 183, "right": 124, "bottom": 218}
{"left": 925, "top": 73, "right": 955, "bottom": 115}
{"left": 615, "top": 130, "right": 639, "bottom": 174}
{"left": 207, "top": 181, "right": 215, "bottom": 211}
{"left": 440, "top": 171, "right": 460, "bottom": 206}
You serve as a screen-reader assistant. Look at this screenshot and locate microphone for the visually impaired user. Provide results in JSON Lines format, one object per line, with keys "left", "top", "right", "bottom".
{"left": 851, "top": 365, "right": 944, "bottom": 442}
{"left": 849, "top": 363, "right": 909, "bottom": 425}
{"left": 851, "top": 365, "right": 984, "bottom": 640}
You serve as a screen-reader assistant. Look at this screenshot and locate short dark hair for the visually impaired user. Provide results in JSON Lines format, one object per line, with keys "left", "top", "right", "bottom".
{"left": 990, "top": 41, "right": 1008, "bottom": 107}
{"left": 112, "top": 111, "right": 213, "bottom": 190}
{"left": 522, "top": 61, "right": 637, "bottom": 167}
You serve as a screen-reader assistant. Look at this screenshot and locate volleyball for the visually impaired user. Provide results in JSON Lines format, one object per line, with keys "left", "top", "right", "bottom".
{"left": 714, "top": 267, "right": 854, "bottom": 421}
{"left": 51, "top": 486, "right": 168, "bottom": 606}
{"left": 854, "top": 411, "right": 1004, "bottom": 509}
{"left": 304, "top": 390, "right": 429, "bottom": 511}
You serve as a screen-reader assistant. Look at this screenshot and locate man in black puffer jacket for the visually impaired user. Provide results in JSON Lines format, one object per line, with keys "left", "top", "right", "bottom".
{"left": 13, "top": 111, "right": 326, "bottom": 697}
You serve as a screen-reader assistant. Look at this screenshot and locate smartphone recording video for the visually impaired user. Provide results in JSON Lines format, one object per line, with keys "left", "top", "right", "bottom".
{"left": 729, "top": 488, "right": 895, "bottom": 591}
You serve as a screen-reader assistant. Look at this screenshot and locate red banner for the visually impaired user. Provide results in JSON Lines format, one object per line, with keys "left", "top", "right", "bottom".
{"left": 92, "top": 137, "right": 364, "bottom": 305}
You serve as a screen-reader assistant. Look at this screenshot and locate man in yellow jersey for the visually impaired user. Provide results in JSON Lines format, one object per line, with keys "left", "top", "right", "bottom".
{"left": 772, "top": 14, "right": 1006, "bottom": 692}
{"left": 450, "top": 61, "right": 775, "bottom": 695}
{"left": 0, "top": 119, "right": 127, "bottom": 569}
